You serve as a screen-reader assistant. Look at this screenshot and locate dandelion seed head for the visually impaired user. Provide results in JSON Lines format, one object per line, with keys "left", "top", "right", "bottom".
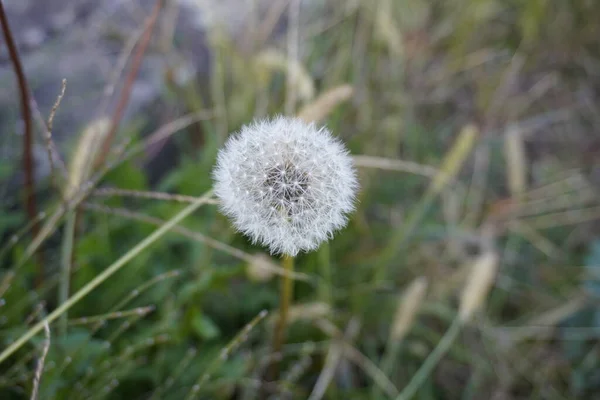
{"left": 213, "top": 116, "right": 358, "bottom": 256}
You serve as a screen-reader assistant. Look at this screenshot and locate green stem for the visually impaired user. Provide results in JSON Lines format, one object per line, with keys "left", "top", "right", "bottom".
{"left": 371, "top": 339, "right": 402, "bottom": 399}
{"left": 270, "top": 254, "right": 295, "bottom": 380}
{"left": 0, "top": 190, "right": 213, "bottom": 365}
{"left": 318, "top": 242, "right": 332, "bottom": 303}
{"left": 395, "top": 318, "right": 463, "bottom": 400}
{"left": 380, "top": 340, "right": 401, "bottom": 382}
{"left": 373, "top": 192, "right": 435, "bottom": 283}
{"left": 58, "top": 211, "right": 76, "bottom": 336}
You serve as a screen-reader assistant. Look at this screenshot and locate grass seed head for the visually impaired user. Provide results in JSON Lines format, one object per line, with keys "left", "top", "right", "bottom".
{"left": 391, "top": 276, "right": 428, "bottom": 342}
{"left": 458, "top": 251, "right": 499, "bottom": 322}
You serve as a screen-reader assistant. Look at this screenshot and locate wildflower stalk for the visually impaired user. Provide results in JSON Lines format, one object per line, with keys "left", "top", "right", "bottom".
{"left": 270, "top": 255, "right": 295, "bottom": 379}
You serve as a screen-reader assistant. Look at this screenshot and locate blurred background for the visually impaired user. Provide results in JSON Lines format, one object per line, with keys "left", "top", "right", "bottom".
{"left": 1, "top": 0, "right": 600, "bottom": 398}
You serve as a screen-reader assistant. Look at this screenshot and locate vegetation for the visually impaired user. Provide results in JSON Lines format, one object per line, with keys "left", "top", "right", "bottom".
{"left": 1, "top": 0, "right": 600, "bottom": 398}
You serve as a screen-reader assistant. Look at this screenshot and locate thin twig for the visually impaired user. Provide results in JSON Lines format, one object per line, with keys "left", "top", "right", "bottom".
{"left": 31, "top": 96, "right": 67, "bottom": 179}
{"left": 99, "top": 22, "right": 147, "bottom": 116}
{"left": 46, "top": 79, "right": 67, "bottom": 198}
{"left": 92, "top": 188, "right": 219, "bottom": 204}
{"left": 94, "top": 0, "right": 164, "bottom": 169}
{"left": 30, "top": 322, "right": 50, "bottom": 400}
{"left": 68, "top": 305, "right": 155, "bottom": 325}
{"left": 0, "top": 0, "right": 40, "bottom": 282}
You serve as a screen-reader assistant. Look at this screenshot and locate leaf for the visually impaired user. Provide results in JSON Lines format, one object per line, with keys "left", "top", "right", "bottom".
{"left": 192, "top": 312, "right": 221, "bottom": 340}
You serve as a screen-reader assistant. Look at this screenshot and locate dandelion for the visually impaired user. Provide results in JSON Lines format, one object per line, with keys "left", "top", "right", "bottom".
{"left": 213, "top": 116, "right": 358, "bottom": 256}
{"left": 213, "top": 115, "right": 358, "bottom": 380}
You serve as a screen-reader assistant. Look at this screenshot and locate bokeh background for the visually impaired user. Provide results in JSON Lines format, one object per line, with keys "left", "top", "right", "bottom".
{"left": 1, "top": 0, "right": 600, "bottom": 398}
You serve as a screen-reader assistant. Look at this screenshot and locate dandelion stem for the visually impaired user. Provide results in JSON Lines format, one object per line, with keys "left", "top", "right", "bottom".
{"left": 270, "top": 254, "right": 295, "bottom": 380}
{"left": 318, "top": 242, "right": 332, "bottom": 303}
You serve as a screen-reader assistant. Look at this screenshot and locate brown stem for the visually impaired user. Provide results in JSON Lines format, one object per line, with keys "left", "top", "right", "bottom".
{"left": 0, "top": 0, "right": 42, "bottom": 284}
{"left": 94, "top": 0, "right": 164, "bottom": 170}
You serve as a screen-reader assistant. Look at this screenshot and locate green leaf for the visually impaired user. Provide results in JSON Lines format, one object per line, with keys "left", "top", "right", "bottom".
{"left": 192, "top": 312, "right": 221, "bottom": 340}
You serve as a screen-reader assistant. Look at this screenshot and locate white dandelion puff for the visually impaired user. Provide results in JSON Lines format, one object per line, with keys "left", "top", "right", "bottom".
{"left": 213, "top": 116, "right": 358, "bottom": 256}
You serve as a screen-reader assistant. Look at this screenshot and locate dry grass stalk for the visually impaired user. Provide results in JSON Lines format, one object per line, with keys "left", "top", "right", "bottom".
{"left": 504, "top": 127, "right": 527, "bottom": 197}
{"left": 297, "top": 85, "right": 354, "bottom": 123}
{"left": 353, "top": 155, "right": 437, "bottom": 177}
{"left": 429, "top": 124, "right": 479, "bottom": 196}
{"left": 309, "top": 319, "right": 361, "bottom": 400}
{"left": 255, "top": 49, "right": 315, "bottom": 102}
{"left": 458, "top": 251, "right": 499, "bottom": 322}
{"left": 374, "top": 0, "right": 403, "bottom": 55}
{"left": 92, "top": 188, "right": 219, "bottom": 204}
{"left": 255, "top": 0, "right": 291, "bottom": 46}
{"left": 285, "top": 0, "right": 301, "bottom": 115}
{"left": 307, "top": 340, "right": 344, "bottom": 400}
{"left": 30, "top": 321, "right": 50, "bottom": 400}
{"left": 94, "top": 0, "right": 164, "bottom": 169}
{"left": 45, "top": 79, "right": 67, "bottom": 194}
{"left": 390, "top": 277, "right": 428, "bottom": 342}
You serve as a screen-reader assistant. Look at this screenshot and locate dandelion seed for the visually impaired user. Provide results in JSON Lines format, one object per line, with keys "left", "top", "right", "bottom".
{"left": 213, "top": 116, "right": 358, "bottom": 256}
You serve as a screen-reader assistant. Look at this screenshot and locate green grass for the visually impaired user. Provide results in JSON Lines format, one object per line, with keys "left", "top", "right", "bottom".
{"left": 1, "top": 0, "right": 600, "bottom": 398}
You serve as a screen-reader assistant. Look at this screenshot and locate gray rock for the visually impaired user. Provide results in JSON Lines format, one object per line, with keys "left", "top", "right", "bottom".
{"left": 0, "top": 0, "right": 318, "bottom": 187}
{"left": 0, "top": 0, "right": 212, "bottom": 184}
